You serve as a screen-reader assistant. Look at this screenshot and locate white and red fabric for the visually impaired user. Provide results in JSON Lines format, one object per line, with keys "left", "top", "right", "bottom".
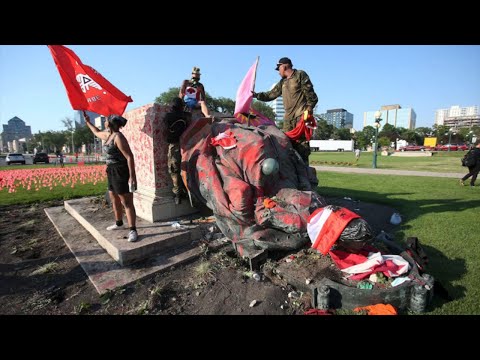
{"left": 329, "top": 250, "right": 410, "bottom": 280}
{"left": 307, "top": 206, "right": 360, "bottom": 255}
{"left": 210, "top": 130, "right": 237, "bottom": 149}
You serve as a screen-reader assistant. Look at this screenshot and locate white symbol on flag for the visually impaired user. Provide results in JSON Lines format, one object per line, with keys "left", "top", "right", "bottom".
{"left": 76, "top": 74, "right": 103, "bottom": 93}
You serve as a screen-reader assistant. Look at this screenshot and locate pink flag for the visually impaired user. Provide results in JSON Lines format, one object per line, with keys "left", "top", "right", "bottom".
{"left": 234, "top": 58, "right": 258, "bottom": 115}
{"left": 234, "top": 58, "right": 276, "bottom": 127}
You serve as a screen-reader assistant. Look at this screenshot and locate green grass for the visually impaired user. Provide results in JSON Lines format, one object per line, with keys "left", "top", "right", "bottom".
{"left": 310, "top": 151, "right": 466, "bottom": 173}
{"left": 0, "top": 181, "right": 107, "bottom": 205}
{"left": 319, "top": 171, "right": 480, "bottom": 315}
{"left": 0, "top": 163, "right": 104, "bottom": 171}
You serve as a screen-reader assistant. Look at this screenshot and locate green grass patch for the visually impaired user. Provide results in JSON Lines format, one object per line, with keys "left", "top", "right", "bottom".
{"left": 310, "top": 151, "right": 466, "bottom": 173}
{"left": 0, "top": 181, "right": 107, "bottom": 205}
{"left": 319, "top": 171, "right": 480, "bottom": 315}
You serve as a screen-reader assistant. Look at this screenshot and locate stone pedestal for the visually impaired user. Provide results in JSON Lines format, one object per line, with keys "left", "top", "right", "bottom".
{"left": 122, "top": 103, "right": 198, "bottom": 222}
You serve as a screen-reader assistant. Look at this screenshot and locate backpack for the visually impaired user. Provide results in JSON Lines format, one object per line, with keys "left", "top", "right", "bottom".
{"left": 462, "top": 151, "right": 476, "bottom": 167}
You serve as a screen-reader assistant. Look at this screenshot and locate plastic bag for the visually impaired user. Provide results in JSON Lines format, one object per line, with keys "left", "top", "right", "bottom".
{"left": 337, "top": 218, "right": 373, "bottom": 251}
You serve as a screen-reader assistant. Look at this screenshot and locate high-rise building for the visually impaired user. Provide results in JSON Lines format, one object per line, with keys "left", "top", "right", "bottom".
{"left": 318, "top": 108, "right": 353, "bottom": 129}
{"left": 1, "top": 116, "right": 32, "bottom": 151}
{"left": 363, "top": 105, "right": 416, "bottom": 130}
{"left": 434, "top": 105, "right": 479, "bottom": 128}
{"left": 266, "top": 83, "right": 285, "bottom": 124}
{"left": 269, "top": 96, "right": 285, "bottom": 124}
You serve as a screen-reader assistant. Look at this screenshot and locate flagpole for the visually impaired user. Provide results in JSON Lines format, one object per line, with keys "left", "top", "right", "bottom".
{"left": 247, "top": 56, "right": 259, "bottom": 127}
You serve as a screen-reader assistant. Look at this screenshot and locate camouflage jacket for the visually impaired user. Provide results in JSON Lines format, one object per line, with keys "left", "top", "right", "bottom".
{"left": 256, "top": 69, "right": 318, "bottom": 120}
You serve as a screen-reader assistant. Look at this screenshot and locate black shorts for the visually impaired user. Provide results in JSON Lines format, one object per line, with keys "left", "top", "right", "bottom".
{"left": 107, "top": 163, "right": 130, "bottom": 194}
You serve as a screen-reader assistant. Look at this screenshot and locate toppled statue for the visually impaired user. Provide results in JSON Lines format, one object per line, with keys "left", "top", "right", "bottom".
{"left": 180, "top": 117, "right": 326, "bottom": 256}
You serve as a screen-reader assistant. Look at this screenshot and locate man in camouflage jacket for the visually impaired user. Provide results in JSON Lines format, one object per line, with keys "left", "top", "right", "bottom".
{"left": 253, "top": 57, "right": 318, "bottom": 164}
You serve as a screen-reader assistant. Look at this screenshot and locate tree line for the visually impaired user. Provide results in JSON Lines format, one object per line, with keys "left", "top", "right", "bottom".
{"left": 312, "top": 117, "right": 480, "bottom": 149}
{"left": 21, "top": 88, "right": 479, "bottom": 154}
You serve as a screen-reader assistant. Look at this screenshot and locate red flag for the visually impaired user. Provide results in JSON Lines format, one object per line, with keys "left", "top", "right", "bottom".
{"left": 48, "top": 45, "right": 133, "bottom": 116}
{"left": 285, "top": 111, "right": 317, "bottom": 141}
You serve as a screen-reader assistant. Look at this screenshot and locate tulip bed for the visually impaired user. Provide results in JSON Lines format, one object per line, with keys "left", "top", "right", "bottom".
{"left": 0, "top": 165, "right": 107, "bottom": 205}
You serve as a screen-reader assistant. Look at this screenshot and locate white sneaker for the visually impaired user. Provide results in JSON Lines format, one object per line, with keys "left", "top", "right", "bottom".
{"left": 128, "top": 230, "right": 138, "bottom": 242}
{"left": 107, "top": 224, "right": 124, "bottom": 230}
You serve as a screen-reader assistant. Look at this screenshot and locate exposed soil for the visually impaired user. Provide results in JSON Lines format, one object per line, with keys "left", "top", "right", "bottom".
{"left": 0, "top": 197, "right": 398, "bottom": 315}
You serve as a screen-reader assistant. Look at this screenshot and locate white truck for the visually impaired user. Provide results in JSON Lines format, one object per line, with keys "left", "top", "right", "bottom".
{"left": 309, "top": 139, "right": 354, "bottom": 152}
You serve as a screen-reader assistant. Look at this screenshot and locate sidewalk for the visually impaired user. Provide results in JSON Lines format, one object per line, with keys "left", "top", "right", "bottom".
{"left": 312, "top": 165, "right": 464, "bottom": 178}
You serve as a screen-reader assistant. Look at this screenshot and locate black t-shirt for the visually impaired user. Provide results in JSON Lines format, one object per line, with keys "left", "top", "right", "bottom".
{"left": 165, "top": 111, "right": 191, "bottom": 143}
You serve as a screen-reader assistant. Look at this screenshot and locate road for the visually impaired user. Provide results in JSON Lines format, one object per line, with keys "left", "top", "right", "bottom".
{"left": 312, "top": 165, "right": 464, "bottom": 178}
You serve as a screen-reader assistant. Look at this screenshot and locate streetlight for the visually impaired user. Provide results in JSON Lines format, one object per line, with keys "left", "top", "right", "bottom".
{"left": 372, "top": 110, "right": 382, "bottom": 169}
{"left": 447, "top": 127, "right": 455, "bottom": 152}
{"left": 468, "top": 130, "right": 474, "bottom": 144}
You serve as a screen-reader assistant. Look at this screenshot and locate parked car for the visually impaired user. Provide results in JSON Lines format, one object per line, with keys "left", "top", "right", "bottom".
{"left": 399, "top": 145, "right": 425, "bottom": 151}
{"left": 33, "top": 152, "right": 50, "bottom": 164}
{"left": 6, "top": 153, "right": 26, "bottom": 165}
{"left": 436, "top": 144, "right": 458, "bottom": 151}
{"left": 456, "top": 144, "right": 468, "bottom": 151}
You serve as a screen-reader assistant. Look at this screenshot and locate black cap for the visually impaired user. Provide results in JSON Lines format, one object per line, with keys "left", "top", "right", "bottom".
{"left": 275, "top": 57, "right": 292, "bottom": 70}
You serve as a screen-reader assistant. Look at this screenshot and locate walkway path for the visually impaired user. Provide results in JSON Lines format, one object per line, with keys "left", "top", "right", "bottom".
{"left": 312, "top": 166, "right": 464, "bottom": 178}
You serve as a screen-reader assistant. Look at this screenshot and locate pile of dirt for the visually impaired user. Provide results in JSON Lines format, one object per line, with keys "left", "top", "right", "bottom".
{"left": 0, "top": 197, "right": 400, "bottom": 315}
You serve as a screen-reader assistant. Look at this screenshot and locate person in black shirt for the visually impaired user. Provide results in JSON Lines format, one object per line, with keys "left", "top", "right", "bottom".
{"left": 84, "top": 112, "right": 139, "bottom": 242}
{"left": 165, "top": 98, "right": 192, "bottom": 204}
{"left": 460, "top": 140, "right": 480, "bottom": 187}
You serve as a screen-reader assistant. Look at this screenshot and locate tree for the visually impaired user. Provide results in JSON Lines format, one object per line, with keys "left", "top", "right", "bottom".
{"left": 212, "top": 97, "right": 235, "bottom": 115}
{"left": 75, "top": 125, "right": 94, "bottom": 153}
{"left": 433, "top": 124, "right": 449, "bottom": 144}
{"left": 415, "top": 126, "right": 433, "bottom": 138}
{"left": 251, "top": 100, "right": 276, "bottom": 120}
{"left": 402, "top": 130, "right": 420, "bottom": 144}
{"left": 354, "top": 130, "right": 369, "bottom": 150}
{"left": 331, "top": 127, "right": 352, "bottom": 140}
{"left": 313, "top": 118, "right": 333, "bottom": 140}
{"left": 155, "top": 87, "right": 181, "bottom": 106}
{"left": 379, "top": 123, "right": 398, "bottom": 142}
{"left": 378, "top": 136, "right": 391, "bottom": 148}
{"left": 362, "top": 125, "right": 376, "bottom": 144}
{"left": 61, "top": 117, "right": 74, "bottom": 131}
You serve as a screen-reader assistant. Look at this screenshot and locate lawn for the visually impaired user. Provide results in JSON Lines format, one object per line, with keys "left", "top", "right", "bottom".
{"left": 310, "top": 151, "right": 466, "bottom": 173}
{"left": 0, "top": 165, "right": 107, "bottom": 205}
{"left": 319, "top": 171, "right": 480, "bottom": 315}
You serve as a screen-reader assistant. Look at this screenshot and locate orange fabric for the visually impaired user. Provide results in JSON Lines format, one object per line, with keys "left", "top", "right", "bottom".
{"left": 263, "top": 198, "right": 277, "bottom": 209}
{"left": 353, "top": 304, "right": 397, "bottom": 315}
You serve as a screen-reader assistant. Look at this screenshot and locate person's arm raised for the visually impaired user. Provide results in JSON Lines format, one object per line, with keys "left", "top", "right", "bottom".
{"left": 84, "top": 111, "right": 109, "bottom": 141}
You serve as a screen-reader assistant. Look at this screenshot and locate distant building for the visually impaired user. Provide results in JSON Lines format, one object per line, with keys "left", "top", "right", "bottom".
{"left": 434, "top": 105, "right": 479, "bottom": 129}
{"left": 363, "top": 105, "right": 416, "bottom": 130}
{"left": 266, "top": 83, "right": 285, "bottom": 126}
{"left": 269, "top": 97, "right": 284, "bottom": 125}
{"left": 1, "top": 116, "right": 32, "bottom": 152}
{"left": 318, "top": 108, "right": 353, "bottom": 129}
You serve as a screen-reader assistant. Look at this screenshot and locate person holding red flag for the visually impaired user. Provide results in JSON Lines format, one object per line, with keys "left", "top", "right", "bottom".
{"left": 84, "top": 112, "right": 139, "bottom": 243}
